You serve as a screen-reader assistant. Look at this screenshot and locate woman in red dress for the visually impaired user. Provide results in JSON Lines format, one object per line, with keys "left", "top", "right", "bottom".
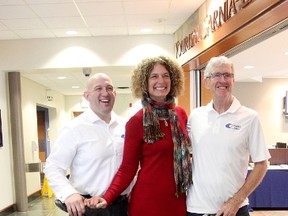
{"left": 85, "top": 56, "right": 192, "bottom": 216}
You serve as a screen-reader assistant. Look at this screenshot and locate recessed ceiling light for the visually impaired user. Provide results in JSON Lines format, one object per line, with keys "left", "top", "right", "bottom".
{"left": 243, "top": 65, "right": 254, "bottom": 69}
{"left": 285, "top": 51, "right": 288, "bottom": 55}
{"left": 141, "top": 28, "right": 152, "bottom": 33}
{"left": 57, "top": 76, "right": 67, "bottom": 79}
{"left": 72, "top": 86, "right": 80, "bottom": 89}
{"left": 66, "top": 31, "right": 78, "bottom": 35}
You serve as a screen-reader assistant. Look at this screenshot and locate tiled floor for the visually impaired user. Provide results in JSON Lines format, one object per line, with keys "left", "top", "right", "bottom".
{"left": 5, "top": 196, "right": 288, "bottom": 216}
{"left": 7, "top": 197, "right": 67, "bottom": 216}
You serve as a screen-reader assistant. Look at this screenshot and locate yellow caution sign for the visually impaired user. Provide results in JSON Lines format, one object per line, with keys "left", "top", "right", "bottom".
{"left": 41, "top": 176, "right": 54, "bottom": 198}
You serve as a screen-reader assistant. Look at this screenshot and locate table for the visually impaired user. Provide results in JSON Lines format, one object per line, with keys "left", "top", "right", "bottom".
{"left": 248, "top": 165, "right": 288, "bottom": 209}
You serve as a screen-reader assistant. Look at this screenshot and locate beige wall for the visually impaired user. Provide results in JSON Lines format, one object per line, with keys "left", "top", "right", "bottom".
{"left": 21, "top": 77, "right": 66, "bottom": 196}
{"left": 233, "top": 79, "right": 288, "bottom": 146}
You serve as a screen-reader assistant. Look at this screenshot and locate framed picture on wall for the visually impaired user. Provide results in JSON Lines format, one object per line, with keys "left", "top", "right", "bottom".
{"left": 0, "top": 109, "right": 2, "bottom": 147}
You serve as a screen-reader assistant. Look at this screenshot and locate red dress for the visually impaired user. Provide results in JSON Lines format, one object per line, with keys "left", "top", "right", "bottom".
{"left": 103, "top": 107, "right": 189, "bottom": 216}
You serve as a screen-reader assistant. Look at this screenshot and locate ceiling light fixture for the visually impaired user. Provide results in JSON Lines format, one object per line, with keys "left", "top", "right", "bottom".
{"left": 243, "top": 65, "right": 255, "bottom": 69}
{"left": 141, "top": 28, "right": 152, "bottom": 33}
{"left": 65, "top": 30, "right": 78, "bottom": 35}
{"left": 57, "top": 76, "right": 67, "bottom": 79}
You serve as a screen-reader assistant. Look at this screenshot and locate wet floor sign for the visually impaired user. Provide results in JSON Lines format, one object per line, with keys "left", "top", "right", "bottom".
{"left": 41, "top": 176, "right": 54, "bottom": 198}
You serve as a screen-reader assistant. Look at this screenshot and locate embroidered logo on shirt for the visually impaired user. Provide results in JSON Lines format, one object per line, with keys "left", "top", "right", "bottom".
{"left": 121, "top": 134, "right": 125, "bottom": 139}
{"left": 225, "top": 123, "right": 241, "bottom": 130}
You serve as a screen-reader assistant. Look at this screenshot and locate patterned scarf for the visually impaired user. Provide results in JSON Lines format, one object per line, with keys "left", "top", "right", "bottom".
{"left": 142, "top": 95, "right": 192, "bottom": 197}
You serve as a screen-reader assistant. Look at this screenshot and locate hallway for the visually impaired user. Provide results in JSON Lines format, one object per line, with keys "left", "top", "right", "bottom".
{"left": 5, "top": 196, "right": 288, "bottom": 216}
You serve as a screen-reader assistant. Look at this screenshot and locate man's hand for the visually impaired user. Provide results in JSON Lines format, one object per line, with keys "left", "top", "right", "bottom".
{"left": 84, "top": 196, "right": 108, "bottom": 209}
{"left": 65, "top": 194, "right": 86, "bottom": 216}
{"left": 216, "top": 196, "right": 241, "bottom": 216}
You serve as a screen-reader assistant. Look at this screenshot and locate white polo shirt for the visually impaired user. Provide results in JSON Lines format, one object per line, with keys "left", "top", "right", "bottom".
{"left": 186, "top": 97, "right": 270, "bottom": 214}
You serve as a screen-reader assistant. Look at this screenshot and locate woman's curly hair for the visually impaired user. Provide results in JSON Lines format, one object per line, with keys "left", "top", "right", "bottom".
{"left": 131, "top": 55, "right": 184, "bottom": 99}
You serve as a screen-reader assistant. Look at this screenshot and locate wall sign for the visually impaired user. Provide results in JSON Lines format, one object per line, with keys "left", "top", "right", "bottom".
{"left": 175, "top": 0, "right": 254, "bottom": 59}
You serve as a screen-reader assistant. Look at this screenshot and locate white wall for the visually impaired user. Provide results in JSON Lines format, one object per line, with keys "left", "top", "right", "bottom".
{"left": 0, "top": 72, "right": 14, "bottom": 209}
{"left": 233, "top": 79, "right": 288, "bottom": 146}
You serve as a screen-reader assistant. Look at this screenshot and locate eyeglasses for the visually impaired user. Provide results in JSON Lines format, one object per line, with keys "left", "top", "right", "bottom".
{"left": 206, "top": 72, "right": 234, "bottom": 80}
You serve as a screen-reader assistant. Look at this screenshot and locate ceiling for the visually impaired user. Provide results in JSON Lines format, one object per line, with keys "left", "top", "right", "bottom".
{"left": 1, "top": 0, "right": 288, "bottom": 95}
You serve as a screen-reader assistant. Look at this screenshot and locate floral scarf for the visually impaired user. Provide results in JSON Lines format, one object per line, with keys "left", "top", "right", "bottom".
{"left": 142, "top": 95, "right": 192, "bottom": 196}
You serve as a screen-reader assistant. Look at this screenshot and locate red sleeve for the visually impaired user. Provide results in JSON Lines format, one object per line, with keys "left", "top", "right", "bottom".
{"left": 103, "top": 112, "right": 143, "bottom": 204}
{"left": 175, "top": 106, "right": 189, "bottom": 135}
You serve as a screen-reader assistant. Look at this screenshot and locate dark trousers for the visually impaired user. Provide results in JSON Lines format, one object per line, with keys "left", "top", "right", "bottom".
{"left": 84, "top": 195, "right": 128, "bottom": 216}
{"left": 187, "top": 205, "right": 250, "bottom": 216}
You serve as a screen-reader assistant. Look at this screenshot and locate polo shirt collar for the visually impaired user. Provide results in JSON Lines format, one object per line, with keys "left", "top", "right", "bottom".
{"left": 207, "top": 96, "right": 241, "bottom": 115}
{"left": 86, "top": 107, "right": 118, "bottom": 125}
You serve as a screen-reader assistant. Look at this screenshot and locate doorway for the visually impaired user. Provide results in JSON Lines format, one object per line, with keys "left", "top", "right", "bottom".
{"left": 36, "top": 106, "right": 50, "bottom": 163}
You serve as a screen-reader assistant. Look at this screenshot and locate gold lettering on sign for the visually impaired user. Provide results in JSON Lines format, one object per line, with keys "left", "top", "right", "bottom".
{"left": 175, "top": 0, "right": 253, "bottom": 58}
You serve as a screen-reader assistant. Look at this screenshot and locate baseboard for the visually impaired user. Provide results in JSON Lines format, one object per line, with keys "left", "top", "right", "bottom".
{"left": 0, "top": 190, "right": 42, "bottom": 215}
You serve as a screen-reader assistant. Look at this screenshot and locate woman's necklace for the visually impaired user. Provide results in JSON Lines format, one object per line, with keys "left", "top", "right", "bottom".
{"left": 164, "top": 119, "right": 168, "bottom": 126}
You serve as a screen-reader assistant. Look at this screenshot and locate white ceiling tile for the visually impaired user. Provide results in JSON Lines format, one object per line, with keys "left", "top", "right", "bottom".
{"left": 42, "top": 17, "right": 86, "bottom": 28}
{"left": 123, "top": 1, "right": 170, "bottom": 14}
{"left": 0, "top": 21, "right": 8, "bottom": 30}
{"left": 85, "top": 15, "right": 126, "bottom": 27}
{"left": 25, "top": 0, "right": 72, "bottom": 3}
{"left": 77, "top": 2, "right": 124, "bottom": 16}
{"left": 1, "top": 18, "right": 47, "bottom": 29}
{"left": 14, "top": 29, "right": 55, "bottom": 38}
{"left": 0, "top": 30, "right": 20, "bottom": 39}
{"left": 30, "top": 3, "right": 79, "bottom": 17}
{"left": 0, "top": 5, "right": 37, "bottom": 19}
{"left": 126, "top": 14, "right": 167, "bottom": 26}
{"left": 0, "top": 0, "right": 25, "bottom": 5}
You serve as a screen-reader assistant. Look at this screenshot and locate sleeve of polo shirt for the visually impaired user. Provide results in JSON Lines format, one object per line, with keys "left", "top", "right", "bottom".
{"left": 248, "top": 113, "right": 271, "bottom": 162}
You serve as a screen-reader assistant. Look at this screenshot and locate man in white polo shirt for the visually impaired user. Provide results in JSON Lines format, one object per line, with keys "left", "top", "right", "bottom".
{"left": 186, "top": 56, "right": 271, "bottom": 216}
{"left": 44, "top": 73, "right": 131, "bottom": 216}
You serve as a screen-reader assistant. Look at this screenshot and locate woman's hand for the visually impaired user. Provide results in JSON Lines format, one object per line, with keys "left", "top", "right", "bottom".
{"left": 84, "top": 196, "right": 108, "bottom": 209}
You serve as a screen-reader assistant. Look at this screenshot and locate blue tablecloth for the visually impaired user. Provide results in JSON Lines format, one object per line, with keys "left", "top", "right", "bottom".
{"left": 248, "top": 167, "right": 288, "bottom": 209}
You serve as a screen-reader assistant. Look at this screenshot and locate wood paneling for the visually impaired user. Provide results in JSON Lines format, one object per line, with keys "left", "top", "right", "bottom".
{"left": 200, "top": 72, "right": 211, "bottom": 106}
{"left": 177, "top": 68, "right": 190, "bottom": 114}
